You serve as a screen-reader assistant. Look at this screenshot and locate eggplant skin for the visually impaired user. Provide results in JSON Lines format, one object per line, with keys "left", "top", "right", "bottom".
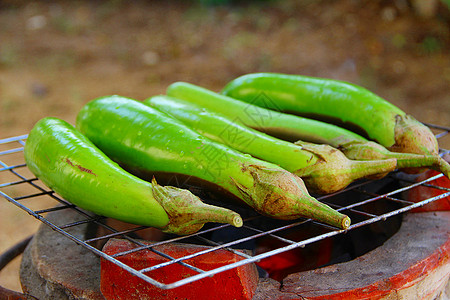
{"left": 221, "top": 72, "right": 439, "bottom": 156}
{"left": 24, "top": 117, "right": 170, "bottom": 228}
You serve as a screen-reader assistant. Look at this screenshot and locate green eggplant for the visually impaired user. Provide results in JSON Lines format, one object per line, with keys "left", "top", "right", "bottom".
{"left": 24, "top": 117, "right": 243, "bottom": 235}
{"left": 221, "top": 72, "right": 439, "bottom": 157}
{"left": 166, "top": 82, "right": 450, "bottom": 178}
{"left": 145, "top": 95, "right": 397, "bottom": 194}
{"left": 76, "top": 96, "right": 351, "bottom": 229}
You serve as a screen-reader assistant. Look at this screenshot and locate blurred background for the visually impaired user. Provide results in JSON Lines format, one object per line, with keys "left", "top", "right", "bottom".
{"left": 1, "top": 0, "right": 449, "bottom": 292}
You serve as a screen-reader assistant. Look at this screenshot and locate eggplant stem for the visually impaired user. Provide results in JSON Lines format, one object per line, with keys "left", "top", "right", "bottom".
{"left": 151, "top": 177, "right": 243, "bottom": 235}
{"left": 340, "top": 140, "right": 450, "bottom": 179}
{"left": 386, "top": 153, "right": 450, "bottom": 178}
{"left": 348, "top": 159, "right": 397, "bottom": 180}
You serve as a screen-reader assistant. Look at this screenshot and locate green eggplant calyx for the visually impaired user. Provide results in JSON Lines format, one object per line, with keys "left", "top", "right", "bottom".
{"left": 329, "top": 135, "right": 368, "bottom": 149}
{"left": 151, "top": 178, "right": 243, "bottom": 235}
{"left": 390, "top": 114, "right": 439, "bottom": 157}
{"left": 294, "top": 141, "right": 397, "bottom": 193}
{"left": 339, "top": 141, "right": 393, "bottom": 161}
{"left": 230, "top": 164, "right": 350, "bottom": 229}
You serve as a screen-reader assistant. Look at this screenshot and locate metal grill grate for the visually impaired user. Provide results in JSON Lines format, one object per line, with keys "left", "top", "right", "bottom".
{"left": 1, "top": 124, "right": 449, "bottom": 290}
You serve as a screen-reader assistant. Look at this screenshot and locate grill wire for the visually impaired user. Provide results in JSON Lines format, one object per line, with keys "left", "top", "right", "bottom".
{"left": 1, "top": 124, "right": 449, "bottom": 290}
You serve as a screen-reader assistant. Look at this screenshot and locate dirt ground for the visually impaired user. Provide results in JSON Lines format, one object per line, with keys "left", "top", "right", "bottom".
{"left": 0, "top": 0, "right": 449, "bottom": 293}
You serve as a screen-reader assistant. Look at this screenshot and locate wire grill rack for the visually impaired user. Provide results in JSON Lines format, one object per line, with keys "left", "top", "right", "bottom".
{"left": 1, "top": 124, "right": 449, "bottom": 290}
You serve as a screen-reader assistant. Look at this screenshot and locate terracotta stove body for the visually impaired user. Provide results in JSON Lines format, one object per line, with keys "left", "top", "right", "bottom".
{"left": 19, "top": 207, "right": 450, "bottom": 299}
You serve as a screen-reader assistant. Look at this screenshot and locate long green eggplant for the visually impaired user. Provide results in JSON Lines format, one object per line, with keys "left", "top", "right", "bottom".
{"left": 221, "top": 72, "right": 439, "bottom": 157}
{"left": 145, "top": 95, "right": 397, "bottom": 194}
{"left": 24, "top": 117, "right": 243, "bottom": 235}
{"left": 76, "top": 96, "right": 351, "bottom": 229}
{"left": 166, "top": 82, "right": 450, "bottom": 178}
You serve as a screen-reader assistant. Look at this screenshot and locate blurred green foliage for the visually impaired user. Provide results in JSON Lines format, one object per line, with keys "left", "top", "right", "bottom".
{"left": 197, "top": 0, "right": 273, "bottom": 6}
{"left": 441, "top": 0, "right": 450, "bottom": 9}
{"left": 420, "top": 36, "right": 443, "bottom": 54}
{"left": 0, "top": 45, "right": 18, "bottom": 67}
